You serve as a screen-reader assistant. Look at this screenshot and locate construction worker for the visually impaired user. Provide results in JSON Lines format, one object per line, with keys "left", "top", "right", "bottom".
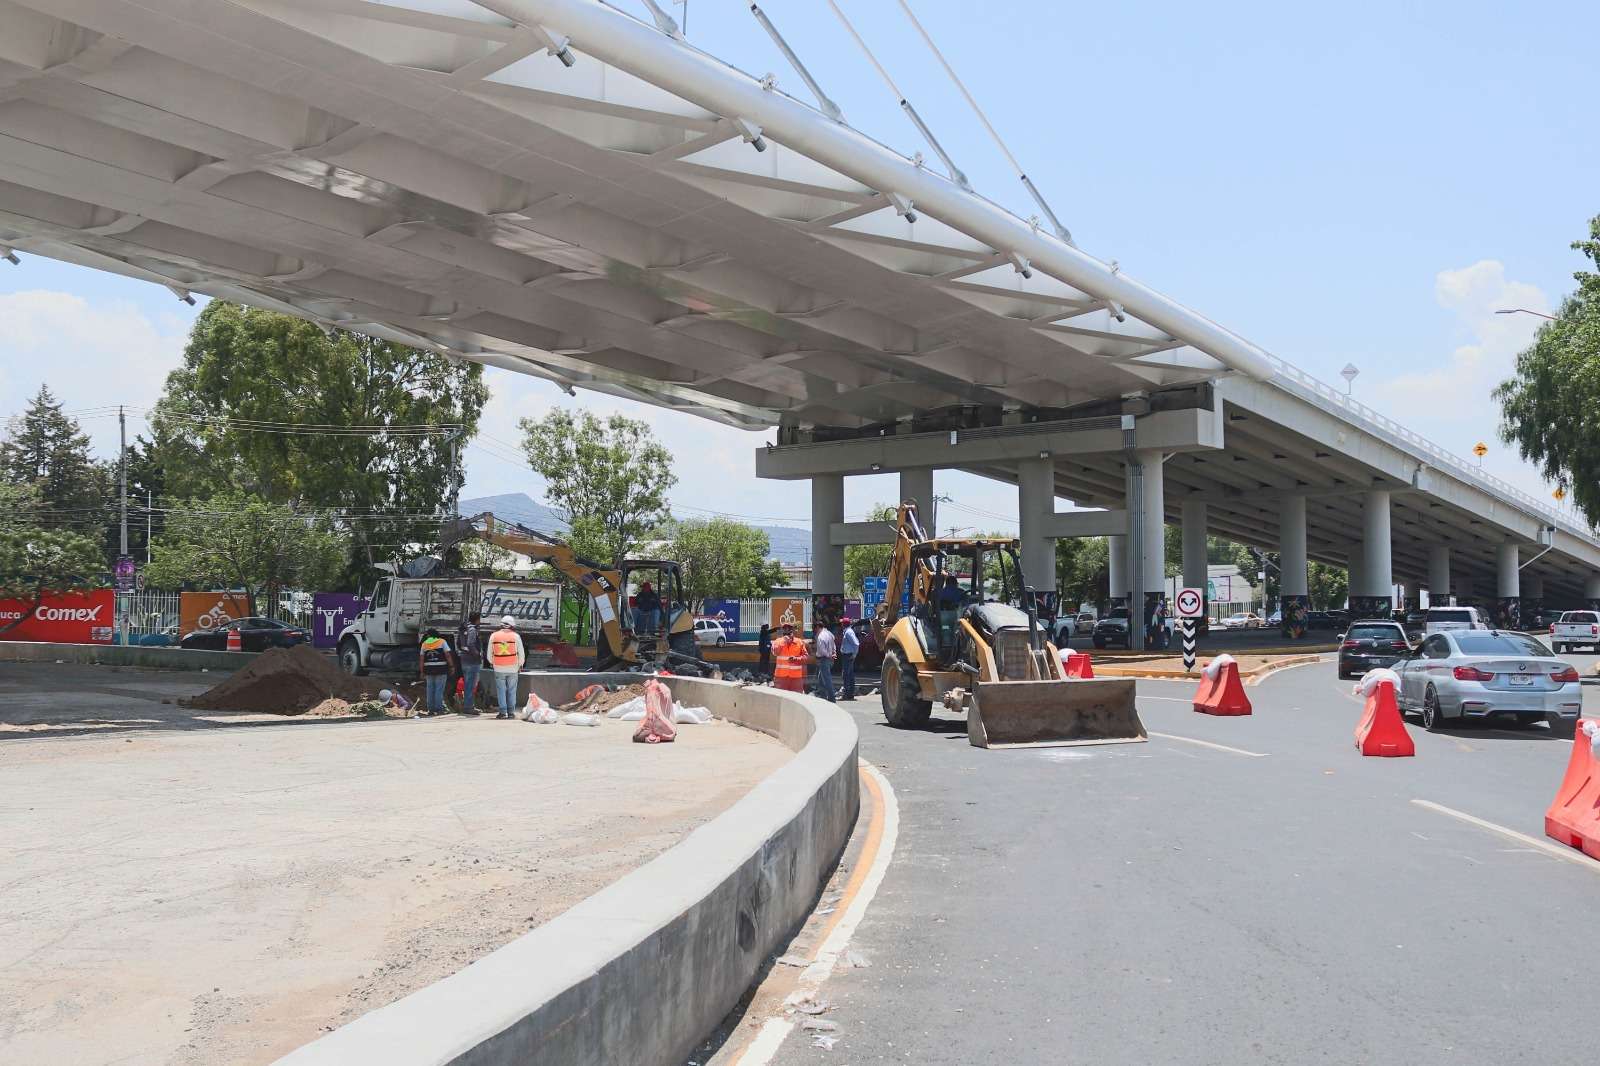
{"left": 771, "top": 621, "right": 808, "bottom": 693}
{"left": 757, "top": 623, "right": 773, "bottom": 679}
{"left": 633, "top": 580, "right": 661, "bottom": 635}
{"left": 455, "top": 611, "right": 484, "bottom": 714}
{"left": 839, "top": 618, "right": 859, "bottom": 701}
{"left": 418, "top": 628, "right": 456, "bottom": 717}
{"left": 487, "top": 615, "right": 526, "bottom": 719}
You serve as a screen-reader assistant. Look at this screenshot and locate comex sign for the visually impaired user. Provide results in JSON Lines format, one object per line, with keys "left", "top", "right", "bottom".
{"left": 0, "top": 589, "right": 116, "bottom": 644}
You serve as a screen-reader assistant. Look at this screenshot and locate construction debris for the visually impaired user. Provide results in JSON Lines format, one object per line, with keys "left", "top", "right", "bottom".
{"left": 179, "top": 645, "right": 396, "bottom": 714}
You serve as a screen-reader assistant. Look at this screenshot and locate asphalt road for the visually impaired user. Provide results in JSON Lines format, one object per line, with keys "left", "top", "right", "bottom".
{"left": 766, "top": 654, "right": 1600, "bottom": 1065}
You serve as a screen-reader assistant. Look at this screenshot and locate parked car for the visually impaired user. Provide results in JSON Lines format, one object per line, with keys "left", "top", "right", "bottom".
{"left": 1551, "top": 610, "right": 1600, "bottom": 653}
{"left": 1219, "top": 612, "right": 1264, "bottom": 630}
{"left": 1337, "top": 620, "right": 1412, "bottom": 680}
{"left": 1266, "top": 610, "right": 1282, "bottom": 627}
{"left": 1395, "top": 630, "right": 1581, "bottom": 734}
{"left": 179, "top": 616, "right": 308, "bottom": 652}
{"left": 691, "top": 617, "right": 728, "bottom": 646}
{"left": 1423, "top": 606, "right": 1486, "bottom": 637}
{"left": 1051, "top": 615, "right": 1076, "bottom": 645}
{"left": 1092, "top": 609, "right": 1131, "bottom": 649}
{"left": 1402, "top": 609, "right": 1428, "bottom": 638}
{"left": 1076, "top": 612, "right": 1097, "bottom": 627}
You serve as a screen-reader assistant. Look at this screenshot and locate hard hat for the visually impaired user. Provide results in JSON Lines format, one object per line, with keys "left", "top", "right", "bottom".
{"left": 502, "top": 615, "right": 516, "bottom": 627}
{"left": 379, "top": 689, "right": 393, "bottom": 702}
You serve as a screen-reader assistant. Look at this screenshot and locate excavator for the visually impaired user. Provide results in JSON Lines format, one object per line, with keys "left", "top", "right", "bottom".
{"left": 438, "top": 512, "right": 718, "bottom": 676}
{"left": 872, "top": 502, "right": 1146, "bottom": 748}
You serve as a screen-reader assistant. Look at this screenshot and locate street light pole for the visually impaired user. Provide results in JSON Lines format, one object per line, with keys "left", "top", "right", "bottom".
{"left": 1495, "top": 308, "right": 1555, "bottom": 321}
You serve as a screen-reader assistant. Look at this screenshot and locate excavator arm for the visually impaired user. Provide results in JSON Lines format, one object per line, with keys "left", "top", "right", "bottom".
{"left": 873, "top": 502, "right": 928, "bottom": 645}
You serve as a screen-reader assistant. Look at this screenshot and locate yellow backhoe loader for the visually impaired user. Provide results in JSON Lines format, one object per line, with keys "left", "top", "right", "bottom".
{"left": 872, "top": 503, "right": 1146, "bottom": 748}
{"left": 439, "top": 512, "right": 717, "bottom": 676}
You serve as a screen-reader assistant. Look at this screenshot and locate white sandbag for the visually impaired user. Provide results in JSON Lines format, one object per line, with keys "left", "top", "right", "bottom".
{"left": 561, "top": 712, "right": 601, "bottom": 727}
{"left": 524, "top": 705, "right": 558, "bottom": 724}
{"left": 606, "top": 696, "right": 648, "bottom": 719}
{"left": 1354, "top": 667, "right": 1400, "bottom": 697}
{"left": 1201, "top": 653, "right": 1236, "bottom": 680}
{"left": 1582, "top": 719, "right": 1600, "bottom": 757}
{"left": 672, "top": 703, "right": 713, "bottom": 724}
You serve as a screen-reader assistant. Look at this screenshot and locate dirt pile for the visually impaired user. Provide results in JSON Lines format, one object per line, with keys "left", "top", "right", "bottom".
{"left": 559, "top": 682, "right": 648, "bottom": 714}
{"left": 302, "top": 697, "right": 415, "bottom": 720}
{"left": 181, "top": 645, "right": 385, "bottom": 714}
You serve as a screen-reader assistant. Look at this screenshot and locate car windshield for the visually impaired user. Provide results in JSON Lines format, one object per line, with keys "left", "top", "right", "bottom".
{"left": 1429, "top": 610, "right": 1473, "bottom": 624}
{"left": 1348, "top": 624, "right": 1401, "bottom": 639}
{"left": 1453, "top": 632, "right": 1552, "bottom": 656}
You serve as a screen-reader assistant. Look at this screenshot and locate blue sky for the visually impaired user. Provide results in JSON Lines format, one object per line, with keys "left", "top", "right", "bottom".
{"left": 2, "top": 0, "right": 1596, "bottom": 532}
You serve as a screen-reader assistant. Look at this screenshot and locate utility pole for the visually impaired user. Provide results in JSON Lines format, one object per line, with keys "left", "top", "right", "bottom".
{"left": 119, "top": 405, "right": 129, "bottom": 647}
{"left": 146, "top": 489, "right": 153, "bottom": 564}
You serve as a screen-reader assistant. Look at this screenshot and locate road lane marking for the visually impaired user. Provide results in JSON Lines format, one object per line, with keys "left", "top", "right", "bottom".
{"left": 1410, "top": 799, "right": 1600, "bottom": 875}
{"left": 1149, "top": 731, "right": 1269, "bottom": 757}
{"left": 1141, "top": 695, "right": 1196, "bottom": 703}
{"left": 731, "top": 761, "right": 900, "bottom": 1066}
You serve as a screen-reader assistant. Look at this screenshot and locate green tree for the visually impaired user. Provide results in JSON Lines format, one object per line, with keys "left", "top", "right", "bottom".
{"left": 1056, "top": 535, "right": 1110, "bottom": 609}
{"left": 1, "top": 385, "right": 112, "bottom": 537}
{"left": 518, "top": 408, "right": 676, "bottom": 564}
{"left": 1308, "top": 561, "right": 1349, "bottom": 610}
{"left": 150, "top": 302, "right": 487, "bottom": 578}
{"left": 144, "top": 492, "right": 348, "bottom": 613}
{"left": 667, "top": 518, "right": 786, "bottom": 608}
{"left": 0, "top": 482, "right": 106, "bottom": 631}
{"left": 1495, "top": 216, "right": 1600, "bottom": 524}
{"left": 844, "top": 504, "right": 899, "bottom": 596}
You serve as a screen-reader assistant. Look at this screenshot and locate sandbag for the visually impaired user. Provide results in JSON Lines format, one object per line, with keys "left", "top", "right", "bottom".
{"left": 633, "top": 679, "right": 677, "bottom": 744}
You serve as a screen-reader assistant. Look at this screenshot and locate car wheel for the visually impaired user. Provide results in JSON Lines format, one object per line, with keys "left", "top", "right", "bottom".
{"left": 1421, "top": 686, "right": 1444, "bottom": 732}
{"left": 1548, "top": 714, "right": 1578, "bottom": 739}
{"left": 716, "top": 636, "right": 726, "bottom": 646}
{"left": 338, "top": 638, "right": 366, "bottom": 676}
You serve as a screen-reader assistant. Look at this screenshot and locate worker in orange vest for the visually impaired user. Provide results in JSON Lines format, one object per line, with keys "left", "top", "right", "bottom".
{"left": 487, "top": 615, "right": 526, "bottom": 719}
{"left": 771, "top": 621, "right": 809, "bottom": 693}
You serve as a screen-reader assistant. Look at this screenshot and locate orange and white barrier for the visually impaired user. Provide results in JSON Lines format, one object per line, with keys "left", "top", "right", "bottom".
{"left": 1352, "top": 669, "right": 1414, "bottom": 757}
{"left": 1060, "top": 650, "right": 1095, "bottom": 679}
{"left": 1193, "top": 654, "right": 1250, "bottom": 715}
{"left": 1545, "top": 718, "right": 1600, "bottom": 859}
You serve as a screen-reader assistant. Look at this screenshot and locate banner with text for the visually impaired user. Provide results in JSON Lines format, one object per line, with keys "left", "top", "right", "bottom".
{"left": 311, "top": 593, "right": 370, "bottom": 649}
{"left": 0, "top": 589, "right": 116, "bottom": 644}
{"left": 179, "top": 591, "right": 251, "bottom": 637}
{"left": 701, "top": 598, "right": 742, "bottom": 640}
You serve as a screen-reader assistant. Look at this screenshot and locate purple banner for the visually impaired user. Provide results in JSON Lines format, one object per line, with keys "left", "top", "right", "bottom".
{"left": 311, "top": 593, "right": 369, "bottom": 649}
{"left": 844, "top": 599, "right": 862, "bottom": 622}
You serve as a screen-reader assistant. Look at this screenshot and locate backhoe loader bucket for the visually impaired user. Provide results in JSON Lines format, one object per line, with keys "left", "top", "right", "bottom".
{"left": 966, "top": 678, "right": 1147, "bottom": 749}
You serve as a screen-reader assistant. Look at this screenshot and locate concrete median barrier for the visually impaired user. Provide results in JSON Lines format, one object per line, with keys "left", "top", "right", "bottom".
{"left": 274, "top": 672, "right": 859, "bottom": 1066}
{"left": 0, "top": 640, "right": 256, "bottom": 671}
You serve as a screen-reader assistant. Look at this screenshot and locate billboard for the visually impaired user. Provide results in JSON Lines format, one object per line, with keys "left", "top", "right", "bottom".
{"left": 701, "top": 598, "right": 741, "bottom": 640}
{"left": 179, "top": 591, "right": 251, "bottom": 637}
{"left": 770, "top": 597, "right": 806, "bottom": 631}
{"left": 478, "top": 583, "right": 560, "bottom": 634}
{"left": 0, "top": 589, "right": 116, "bottom": 644}
{"left": 311, "top": 593, "right": 369, "bottom": 649}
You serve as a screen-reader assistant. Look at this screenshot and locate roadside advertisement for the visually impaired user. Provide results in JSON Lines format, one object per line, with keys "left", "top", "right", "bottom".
{"left": 179, "top": 591, "right": 250, "bottom": 637}
{"left": 0, "top": 589, "right": 116, "bottom": 644}
{"left": 311, "top": 593, "right": 369, "bottom": 649}
{"left": 770, "top": 597, "right": 806, "bottom": 631}
{"left": 479, "top": 583, "right": 560, "bottom": 634}
{"left": 702, "top": 598, "right": 741, "bottom": 640}
{"left": 844, "top": 598, "right": 862, "bottom": 622}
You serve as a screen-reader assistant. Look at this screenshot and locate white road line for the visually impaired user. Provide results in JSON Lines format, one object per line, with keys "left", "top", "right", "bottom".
{"left": 1148, "top": 731, "right": 1270, "bottom": 757}
{"left": 1141, "top": 695, "right": 1196, "bottom": 703}
{"left": 732, "top": 762, "right": 900, "bottom": 1066}
{"left": 1410, "top": 799, "right": 1600, "bottom": 874}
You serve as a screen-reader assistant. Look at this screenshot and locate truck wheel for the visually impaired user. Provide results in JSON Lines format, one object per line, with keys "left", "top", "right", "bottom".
{"left": 338, "top": 638, "right": 366, "bottom": 676}
{"left": 880, "top": 648, "right": 931, "bottom": 729}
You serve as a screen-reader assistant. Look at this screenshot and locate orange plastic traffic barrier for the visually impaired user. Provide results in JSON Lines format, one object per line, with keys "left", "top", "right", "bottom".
{"left": 1353, "top": 679, "right": 1414, "bottom": 757}
{"left": 1064, "top": 651, "right": 1095, "bottom": 679}
{"left": 225, "top": 627, "right": 242, "bottom": 652}
{"left": 1544, "top": 718, "right": 1600, "bottom": 859}
{"left": 1194, "top": 659, "right": 1251, "bottom": 716}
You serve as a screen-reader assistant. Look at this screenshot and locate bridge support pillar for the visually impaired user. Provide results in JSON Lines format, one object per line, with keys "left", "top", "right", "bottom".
{"left": 1279, "top": 495, "right": 1308, "bottom": 638}
{"left": 898, "top": 468, "right": 936, "bottom": 532}
{"left": 1586, "top": 573, "right": 1600, "bottom": 611}
{"left": 1495, "top": 541, "right": 1521, "bottom": 629}
{"left": 1108, "top": 535, "right": 1127, "bottom": 609}
{"left": 1522, "top": 572, "right": 1544, "bottom": 626}
{"left": 1127, "top": 449, "right": 1167, "bottom": 649}
{"left": 1428, "top": 545, "right": 1451, "bottom": 606}
{"left": 1017, "top": 456, "right": 1057, "bottom": 607}
{"left": 810, "top": 474, "right": 844, "bottom": 631}
{"left": 1352, "top": 489, "right": 1392, "bottom": 619}
{"left": 1181, "top": 499, "right": 1208, "bottom": 633}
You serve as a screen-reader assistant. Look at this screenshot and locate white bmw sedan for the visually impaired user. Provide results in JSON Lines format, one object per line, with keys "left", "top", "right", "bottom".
{"left": 1395, "top": 630, "right": 1582, "bottom": 735}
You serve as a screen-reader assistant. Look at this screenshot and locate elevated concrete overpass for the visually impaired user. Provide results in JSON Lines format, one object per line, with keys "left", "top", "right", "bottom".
{"left": 1, "top": 0, "right": 1596, "bottom": 637}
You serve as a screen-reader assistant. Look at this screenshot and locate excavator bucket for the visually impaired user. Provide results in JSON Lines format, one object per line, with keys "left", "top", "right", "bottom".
{"left": 966, "top": 678, "right": 1148, "bottom": 749}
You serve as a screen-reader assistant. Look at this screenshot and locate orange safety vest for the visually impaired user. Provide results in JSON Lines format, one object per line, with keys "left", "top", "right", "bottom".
{"left": 773, "top": 636, "right": 808, "bottom": 679}
{"left": 488, "top": 628, "right": 521, "bottom": 668}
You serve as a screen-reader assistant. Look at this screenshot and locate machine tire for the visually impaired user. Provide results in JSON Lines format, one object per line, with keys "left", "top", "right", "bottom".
{"left": 1548, "top": 714, "right": 1578, "bottom": 739}
{"left": 1421, "top": 686, "right": 1444, "bottom": 732}
{"left": 880, "top": 647, "right": 931, "bottom": 729}
{"left": 338, "top": 638, "right": 366, "bottom": 676}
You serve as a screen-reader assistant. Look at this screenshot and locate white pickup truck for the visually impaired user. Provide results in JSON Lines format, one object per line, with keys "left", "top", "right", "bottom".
{"left": 337, "top": 575, "right": 560, "bottom": 674}
{"left": 1551, "top": 609, "right": 1600, "bottom": 653}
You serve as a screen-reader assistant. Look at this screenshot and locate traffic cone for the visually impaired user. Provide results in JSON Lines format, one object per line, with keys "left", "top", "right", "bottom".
{"left": 1353, "top": 679, "right": 1414, "bottom": 757}
{"left": 225, "top": 627, "right": 242, "bottom": 652}
{"left": 1544, "top": 718, "right": 1600, "bottom": 858}
{"left": 1197, "top": 659, "right": 1251, "bottom": 716}
{"left": 1064, "top": 651, "right": 1095, "bottom": 679}
{"left": 1192, "top": 660, "right": 1220, "bottom": 712}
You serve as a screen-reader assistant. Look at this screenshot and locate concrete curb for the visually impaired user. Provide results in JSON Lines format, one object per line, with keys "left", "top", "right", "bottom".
{"left": 1094, "top": 652, "right": 1327, "bottom": 684}
{"left": 274, "top": 672, "right": 860, "bottom": 1066}
{"left": 0, "top": 640, "right": 256, "bottom": 671}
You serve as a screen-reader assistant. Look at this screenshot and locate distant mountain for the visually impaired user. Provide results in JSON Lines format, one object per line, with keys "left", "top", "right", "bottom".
{"left": 459, "top": 492, "right": 811, "bottom": 563}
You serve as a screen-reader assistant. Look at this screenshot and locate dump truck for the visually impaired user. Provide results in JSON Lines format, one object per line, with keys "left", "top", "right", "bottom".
{"left": 336, "top": 574, "right": 560, "bottom": 674}
{"left": 871, "top": 502, "right": 1147, "bottom": 749}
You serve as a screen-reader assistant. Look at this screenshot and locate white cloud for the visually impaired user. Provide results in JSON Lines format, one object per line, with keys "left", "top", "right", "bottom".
{"left": 1370, "top": 259, "right": 1557, "bottom": 496}
{"left": 0, "top": 289, "right": 193, "bottom": 458}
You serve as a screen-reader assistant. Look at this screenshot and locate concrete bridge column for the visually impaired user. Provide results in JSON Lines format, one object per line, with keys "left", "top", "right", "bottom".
{"left": 1586, "top": 573, "right": 1600, "bottom": 611}
{"left": 1522, "top": 572, "right": 1544, "bottom": 626}
{"left": 1428, "top": 545, "right": 1451, "bottom": 606}
{"left": 1279, "top": 495, "right": 1308, "bottom": 638}
{"left": 810, "top": 474, "right": 844, "bottom": 630}
{"left": 1108, "top": 535, "right": 1127, "bottom": 608}
{"left": 1346, "top": 549, "right": 1363, "bottom": 614}
{"left": 1494, "top": 541, "right": 1521, "bottom": 629}
{"left": 1131, "top": 449, "right": 1167, "bottom": 648}
{"left": 1353, "top": 490, "right": 1392, "bottom": 619}
{"left": 1016, "top": 456, "right": 1057, "bottom": 603}
{"left": 899, "top": 468, "right": 936, "bottom": 532}
{"left": 1181, "top": 499, "right": 1208, "bottom": 633}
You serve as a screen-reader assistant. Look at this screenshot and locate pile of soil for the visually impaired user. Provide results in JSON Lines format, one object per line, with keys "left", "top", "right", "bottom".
{"left": 559, "top": 682, "right": 649, "bottom": 714}
{"left": 181, "top": 644, "right": 387, "bottom": 715}
{"left": 302, "top": 697, "right": 415, "bottom": 720}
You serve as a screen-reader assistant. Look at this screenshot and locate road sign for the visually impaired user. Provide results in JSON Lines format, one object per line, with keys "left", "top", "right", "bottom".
{"left": 1181, "top": 619, "right": 1197, "bottom": 671}
{"left": 1175, "top": 587, "right": 1204, "bottom": 619}
{"left": 1473, "top": 441, "right": 1488, "bottom": 458}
